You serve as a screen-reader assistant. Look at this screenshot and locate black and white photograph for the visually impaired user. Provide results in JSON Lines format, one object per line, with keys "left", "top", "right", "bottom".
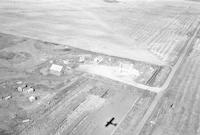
{"left": 0, "top": 0, "right": 200, "bottom": 135}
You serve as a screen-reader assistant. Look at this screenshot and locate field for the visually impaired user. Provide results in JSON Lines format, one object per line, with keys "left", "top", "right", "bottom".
{"left": 0, "top": 32, "right": 157, "bottom": 135}
{"left": 138, "top": 35, "right": 200, "bottom": 135}
{"left": 1, "top": 0, "right": 200, "bottom": 135}
{"left": 0, "top": 0, "right": 199, "bottom": 66}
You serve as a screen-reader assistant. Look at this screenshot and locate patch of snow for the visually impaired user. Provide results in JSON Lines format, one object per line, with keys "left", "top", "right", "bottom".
{"left": 49, "top": 64, "right": 63, "bottom": 76}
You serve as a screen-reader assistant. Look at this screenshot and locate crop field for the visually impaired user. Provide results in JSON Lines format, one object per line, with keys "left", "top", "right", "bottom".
{"left": 147, "top": 15, "right": 198, "bottom": 64}
{"left": 89, "top": 1, "right": 200, "bottom": 65}
{"left": 1, "top": 0, "right": 200, "bottom": 135}
{"left": 137, "top": 33, "right": 200, "bottom": 135}
{"left": 0, "top": 0, "right": 199, "bottom": 66}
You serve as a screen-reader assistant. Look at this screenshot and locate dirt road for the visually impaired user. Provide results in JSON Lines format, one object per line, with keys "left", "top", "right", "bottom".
{"left": 132, "top": 20, "right": 200, "bottom": 135}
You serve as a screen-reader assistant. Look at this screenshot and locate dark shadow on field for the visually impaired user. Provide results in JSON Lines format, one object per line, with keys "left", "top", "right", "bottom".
{"left": 0, "top": 129, "right": 12, "bottom": 135}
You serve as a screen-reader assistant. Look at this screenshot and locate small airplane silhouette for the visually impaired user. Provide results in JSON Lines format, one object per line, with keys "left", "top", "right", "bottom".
{"left": 105, "top": 117, "right": 117, "bottom": 127}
